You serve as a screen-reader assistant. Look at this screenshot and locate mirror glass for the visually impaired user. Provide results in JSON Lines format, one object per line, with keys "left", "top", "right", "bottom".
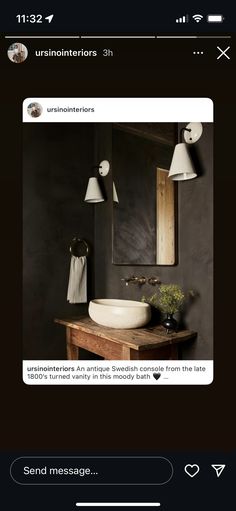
{"left": 112, "top": 123, "right": 177, "bottom": 265}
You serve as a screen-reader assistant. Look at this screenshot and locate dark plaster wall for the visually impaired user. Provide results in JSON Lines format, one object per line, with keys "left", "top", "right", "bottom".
{"left": 23, "top": 124, "right": 95, "bottom": 359}
{"left": 95, "top": 123, "right": 213, "bottom": 360}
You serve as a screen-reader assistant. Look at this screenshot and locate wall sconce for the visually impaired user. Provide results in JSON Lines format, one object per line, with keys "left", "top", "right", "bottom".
{"left": 168, "top": 122, "right": 203, "bottom": 181}
{"left": 84, "top": 160, "right": 110, "bottom": 203}
{"left": 113, "top": 181, "right": 119, "bottom": 203}
{"left": 84, "top": 177, "right": 104, "bottom": 203}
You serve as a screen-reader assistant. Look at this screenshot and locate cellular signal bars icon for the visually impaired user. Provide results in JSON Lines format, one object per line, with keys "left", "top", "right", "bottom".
{"left": 176, "top": 15, "right": 189, "bottom": 23}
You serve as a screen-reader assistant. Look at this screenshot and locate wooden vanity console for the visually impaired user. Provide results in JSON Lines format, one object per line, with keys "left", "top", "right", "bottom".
{"left": 55, "top": 316, "right": 196, "bottom": 360}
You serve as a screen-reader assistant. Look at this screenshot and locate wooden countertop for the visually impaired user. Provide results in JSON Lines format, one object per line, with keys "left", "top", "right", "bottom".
{"left": 55, "top": 316, "right": 196, "bottom": 352}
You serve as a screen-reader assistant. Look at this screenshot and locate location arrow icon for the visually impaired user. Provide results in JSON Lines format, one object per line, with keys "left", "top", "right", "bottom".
{"left": 211, "top": 464, "right": 226, "bottom": 477}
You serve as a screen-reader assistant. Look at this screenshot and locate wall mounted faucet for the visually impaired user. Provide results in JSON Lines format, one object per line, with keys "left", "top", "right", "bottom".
{"left": 121, "top": 275, "right": 146, "bottom": 287}
{"left": 148, "top": 276, "right": 161, "bottom": 286}
{"left": 121, "top": 275, "right": 161, "bottom": 287}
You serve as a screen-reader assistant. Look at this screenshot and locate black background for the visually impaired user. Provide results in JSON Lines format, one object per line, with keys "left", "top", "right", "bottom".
{"left": 0, "top": 8, "right": 235, "bottom": 511}
{"left": 0, "top": 34, "right": 235, "bottom": 452}
{"left": 0, "top": 451, "right": 233, "bottom": 509}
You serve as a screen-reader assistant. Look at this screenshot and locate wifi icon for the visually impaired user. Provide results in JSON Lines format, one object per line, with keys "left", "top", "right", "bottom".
{"left": 193, "top": 14, "right": 203, "bottom": 23}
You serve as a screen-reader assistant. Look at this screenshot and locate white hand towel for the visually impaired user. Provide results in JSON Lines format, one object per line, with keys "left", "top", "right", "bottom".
{"left": 67, "top": 255, "right": 87, "bottom": 304}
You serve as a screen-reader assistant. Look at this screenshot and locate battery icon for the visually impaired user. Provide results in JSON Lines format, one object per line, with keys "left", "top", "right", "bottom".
{"left": 207, "top": 14, "right": 224, "bottom": 23}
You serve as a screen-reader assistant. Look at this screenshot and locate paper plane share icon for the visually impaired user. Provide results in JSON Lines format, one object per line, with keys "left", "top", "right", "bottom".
{"left": 211, "top": 464, "right": 226, "bottom": 477}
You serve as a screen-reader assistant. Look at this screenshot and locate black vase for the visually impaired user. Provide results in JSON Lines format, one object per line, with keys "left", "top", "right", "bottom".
{"left": 162, "top": 313, "right": 177, "bottom": 334}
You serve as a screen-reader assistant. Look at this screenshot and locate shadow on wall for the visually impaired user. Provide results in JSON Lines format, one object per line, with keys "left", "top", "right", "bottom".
{"left": 189, "top": 145, "right": 206, "bottom": 178}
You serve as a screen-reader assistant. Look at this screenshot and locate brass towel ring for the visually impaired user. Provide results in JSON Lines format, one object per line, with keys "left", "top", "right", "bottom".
{"left": 70, "top": 237, "right": 89, "bottom": 257}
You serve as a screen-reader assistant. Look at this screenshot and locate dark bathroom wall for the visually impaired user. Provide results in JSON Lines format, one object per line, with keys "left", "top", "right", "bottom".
{"left": 23, "top": 124, "right": 95, "bottom": 359}
{"left": 94, "top": 123, "right": 213, "bottom": 360}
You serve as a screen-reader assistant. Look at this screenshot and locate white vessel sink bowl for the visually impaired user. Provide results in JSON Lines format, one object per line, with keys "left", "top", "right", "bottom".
{"left": 88, "top": 299, "right": 151, "bottom": 329}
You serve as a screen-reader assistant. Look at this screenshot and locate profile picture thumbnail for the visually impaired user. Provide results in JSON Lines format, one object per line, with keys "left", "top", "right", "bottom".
{"left": 7, "top": 42, "right": 28, "bottom": 63}
{"left": 27, "top": 103, "right": 43, "bottom": 118}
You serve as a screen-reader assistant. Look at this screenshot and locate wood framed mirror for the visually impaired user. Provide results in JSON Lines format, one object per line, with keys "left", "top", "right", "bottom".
{"left": 112, "top": 123, "right": 177, "bottom": 265}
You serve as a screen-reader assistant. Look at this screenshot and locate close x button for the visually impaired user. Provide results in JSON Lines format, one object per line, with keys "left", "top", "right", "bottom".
{"left": 217, "top": 46, "right": 230, "bottom": 60}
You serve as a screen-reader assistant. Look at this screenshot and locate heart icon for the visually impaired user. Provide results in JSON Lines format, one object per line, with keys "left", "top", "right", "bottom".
{"left": 153, "top": 373, "right": 161, "bottom": 380}
{"left": 184, "top": 464, "right": 200, "bottom": 478}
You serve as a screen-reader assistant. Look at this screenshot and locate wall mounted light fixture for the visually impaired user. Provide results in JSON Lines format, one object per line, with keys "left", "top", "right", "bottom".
{"left": 168, "top": 122, "right": 203, "bottom": 181}
{"left": 113, "top": 181, "right": 119, "bottom": 203}
{"left": 84, "top": 177, "right": 104, "bottom": 203}
{"left": 84, "top": 160, "right": 110, "bottom": 203}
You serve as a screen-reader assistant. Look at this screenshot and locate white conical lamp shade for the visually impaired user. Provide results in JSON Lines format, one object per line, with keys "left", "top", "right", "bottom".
{"left": 84, "top": 177, "right": 104, "bottom": 203}
{"left": 113, "top": 181, "right": 119, "bottom": 203}
{"left": 168, "top": 143, "right": 197, "bottom": 181}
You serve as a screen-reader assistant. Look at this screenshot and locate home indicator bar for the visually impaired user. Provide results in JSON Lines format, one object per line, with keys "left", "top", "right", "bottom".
{"left": 75, "top": 504, "right": 161, "bottom": 508}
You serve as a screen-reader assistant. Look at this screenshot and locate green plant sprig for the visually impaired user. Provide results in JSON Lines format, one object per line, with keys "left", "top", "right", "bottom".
{"left": 158, "top": 284, "right": 185, "bottom": 314}
{"left": 142, "top": 284, "right": 185, "bottom": 315}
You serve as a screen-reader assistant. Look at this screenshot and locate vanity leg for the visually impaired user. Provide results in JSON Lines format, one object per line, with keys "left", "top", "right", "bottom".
{"left": 122, "top": 347, "right": 141, "bottom": 360}
{"left": 66, "top": 327, "right": 79, "bottom": 360}
{"left": 122, "top": 346, "right": 132, "bottom": 359}
{"left": 169, "top": 344, "right": 178, "bottom": 360}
